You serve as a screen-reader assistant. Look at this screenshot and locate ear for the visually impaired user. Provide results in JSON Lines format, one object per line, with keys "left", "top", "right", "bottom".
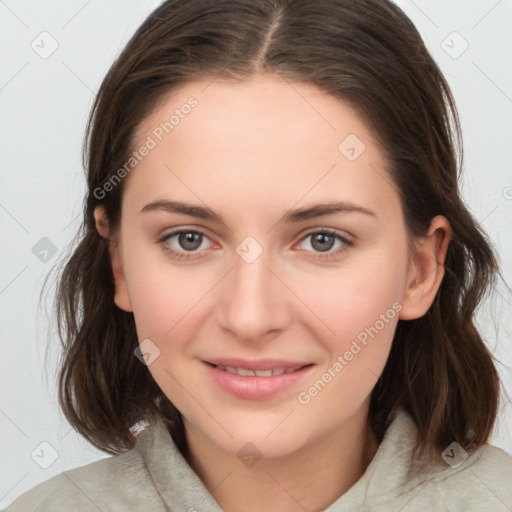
{"left": 94, "top": 206, "right": 133, "bottom": 312}
{"left": 399, "top": 215, "right": 452, "bottom": 320}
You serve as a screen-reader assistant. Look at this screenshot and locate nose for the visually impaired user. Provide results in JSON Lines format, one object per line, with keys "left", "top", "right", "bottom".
{"left": 215, "top": 246, "right": 291, "bottom": 343}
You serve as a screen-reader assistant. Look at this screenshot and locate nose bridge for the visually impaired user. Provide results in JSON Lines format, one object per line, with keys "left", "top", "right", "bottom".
{"left": 216, "top": 242, "right": 289, "bottom": 341}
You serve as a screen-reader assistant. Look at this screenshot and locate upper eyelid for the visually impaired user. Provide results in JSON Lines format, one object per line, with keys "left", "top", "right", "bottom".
{"left": 159, "top": 225, "right": 214, "bottom": 240}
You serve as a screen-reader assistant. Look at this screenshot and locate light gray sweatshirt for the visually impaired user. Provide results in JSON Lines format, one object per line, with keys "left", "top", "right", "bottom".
{"left": 5, "top": 408, "right": 512, "bottom": 511}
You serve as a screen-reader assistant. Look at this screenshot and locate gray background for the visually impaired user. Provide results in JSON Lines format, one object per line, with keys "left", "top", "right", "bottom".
{"left": 1, "top": 0, "right": 511, "bottom": 506}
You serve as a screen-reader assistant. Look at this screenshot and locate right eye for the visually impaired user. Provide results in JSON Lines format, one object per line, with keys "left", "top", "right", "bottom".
{"left": 159, "top": 229, "right": 215, "bottom": 260}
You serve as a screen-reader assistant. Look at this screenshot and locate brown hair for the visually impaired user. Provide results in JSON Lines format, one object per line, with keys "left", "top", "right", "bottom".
{"left": 55, "top": 0, "right": 502, "bottom": 461}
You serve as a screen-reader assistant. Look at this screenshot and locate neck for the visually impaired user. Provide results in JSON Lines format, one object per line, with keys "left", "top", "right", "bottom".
{"left": 183, "top": 404, "right": 378, "bottom": 512}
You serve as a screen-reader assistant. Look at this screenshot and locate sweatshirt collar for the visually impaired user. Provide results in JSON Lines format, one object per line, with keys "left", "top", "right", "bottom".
{"left": 136, "top": 408, "right": 435, "bottom": 511}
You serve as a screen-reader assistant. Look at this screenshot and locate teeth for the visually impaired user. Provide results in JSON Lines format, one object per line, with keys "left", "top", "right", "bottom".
{"left": 237, "top": 368, "right": 256, "bottom": 376}
{"left": 214, "top": 365, "right": 302, "bottom": 376}
{"left": 255, "top": 369, "right": 273, "bottom": 377}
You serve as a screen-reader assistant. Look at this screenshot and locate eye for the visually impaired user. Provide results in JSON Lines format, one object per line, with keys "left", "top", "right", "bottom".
{"left": 296, "top": 229, "right": 353, "bottom": 259}
{"left": 159, "top": 229, "right": 214, "bottom": 260}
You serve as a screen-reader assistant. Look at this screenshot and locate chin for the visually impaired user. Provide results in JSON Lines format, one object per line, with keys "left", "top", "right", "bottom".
{"left": 205, "top": 416, "right": 314, "bottom": 460}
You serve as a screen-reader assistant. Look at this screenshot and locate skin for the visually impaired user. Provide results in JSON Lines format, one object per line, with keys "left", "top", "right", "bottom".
{"left": 94, "top": 74, "right": 451, "bottom": 512}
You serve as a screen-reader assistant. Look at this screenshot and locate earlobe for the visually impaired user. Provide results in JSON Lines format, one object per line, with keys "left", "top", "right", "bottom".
{"left": 111, "top": 250, "right": 133, "bottom": 312}
{"left": 93, "top": 206, "right": 133, "bottom": 312}
{"left": 399, "top": 215, "right": 452, "bottom": 320}
{"left": 94, "top": 206, "right": 110, "bottom": 239}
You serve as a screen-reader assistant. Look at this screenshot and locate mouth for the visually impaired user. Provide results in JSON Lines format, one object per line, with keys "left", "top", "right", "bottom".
{"left": 202, "top": 359, "right": 315, "bottom": 400}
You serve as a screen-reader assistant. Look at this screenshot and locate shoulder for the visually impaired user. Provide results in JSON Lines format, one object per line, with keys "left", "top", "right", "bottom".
{"left": 363, "top": 409, "right": 512, "bottom": 511}
{"left": 388, "top": 443, "right": 512, "bottom": 511}
{"left": 425, "top": 444, "right": 512, "bottom": 510}
{"left": 4, "top": 425, "right": 168, "bottom": 512}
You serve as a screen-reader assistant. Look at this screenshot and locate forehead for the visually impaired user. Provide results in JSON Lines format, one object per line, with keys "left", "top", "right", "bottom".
{"left": 136, "top": 74, "right": 377, "bottom": 155}
{"left": 128, "top": 74, "right": 401, "bottom": 225}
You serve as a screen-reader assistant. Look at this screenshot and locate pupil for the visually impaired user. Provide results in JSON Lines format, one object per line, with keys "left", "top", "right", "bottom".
{"left": 312, "top": 233, "right": 334, "bottom": 252}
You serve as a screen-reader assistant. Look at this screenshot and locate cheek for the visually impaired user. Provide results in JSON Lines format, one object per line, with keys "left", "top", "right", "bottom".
{"left": 294, "top": 246, "right": 407, "bottom": 350}
{"left": 293, "top": 265, "right": 403, "bottom": 423}
{"left": 119, "top": 226, "right": 214, "bottom": 341}
{"left": 122, "top": 253, "right": 207, "bottom": 414}
{"left": 127, "top": 269, "right": 208, "bottom": 345}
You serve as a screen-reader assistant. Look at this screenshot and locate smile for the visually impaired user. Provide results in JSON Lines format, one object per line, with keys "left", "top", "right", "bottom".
{"left": 202, "top": 360, "right": 315, "bottom": 400}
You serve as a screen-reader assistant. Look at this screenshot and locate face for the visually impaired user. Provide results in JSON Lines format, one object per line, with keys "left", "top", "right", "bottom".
{"left": 98, "top": 74, "right": 449, "bottom": 459}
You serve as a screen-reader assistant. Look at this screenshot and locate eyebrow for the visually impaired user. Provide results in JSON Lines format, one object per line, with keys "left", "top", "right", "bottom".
{"left": 140, "top": 200, "right": 377, "bottom": 223}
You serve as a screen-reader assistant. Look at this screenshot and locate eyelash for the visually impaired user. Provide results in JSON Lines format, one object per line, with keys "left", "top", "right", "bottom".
{"left": 158, "top": 228, "right": 354, "bottom": 261}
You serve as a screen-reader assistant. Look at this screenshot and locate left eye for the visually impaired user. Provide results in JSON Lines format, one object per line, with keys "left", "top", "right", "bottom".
{"left": 297, "top": 230, "right": 351, "bottom": 255}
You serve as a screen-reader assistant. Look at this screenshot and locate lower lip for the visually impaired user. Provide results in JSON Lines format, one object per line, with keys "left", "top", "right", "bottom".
{"left": 203, "top": 362, "right": 314, "bottom": 401}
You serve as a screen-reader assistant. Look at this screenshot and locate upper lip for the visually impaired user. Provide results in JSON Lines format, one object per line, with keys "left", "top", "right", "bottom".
{"left": 203, "top": 358, "right": 312, "bottom": 371}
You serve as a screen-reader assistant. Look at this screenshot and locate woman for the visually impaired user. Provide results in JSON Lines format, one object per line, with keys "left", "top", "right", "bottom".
{"left": 7, "top": 0, "right": 511, "bottom": 510}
